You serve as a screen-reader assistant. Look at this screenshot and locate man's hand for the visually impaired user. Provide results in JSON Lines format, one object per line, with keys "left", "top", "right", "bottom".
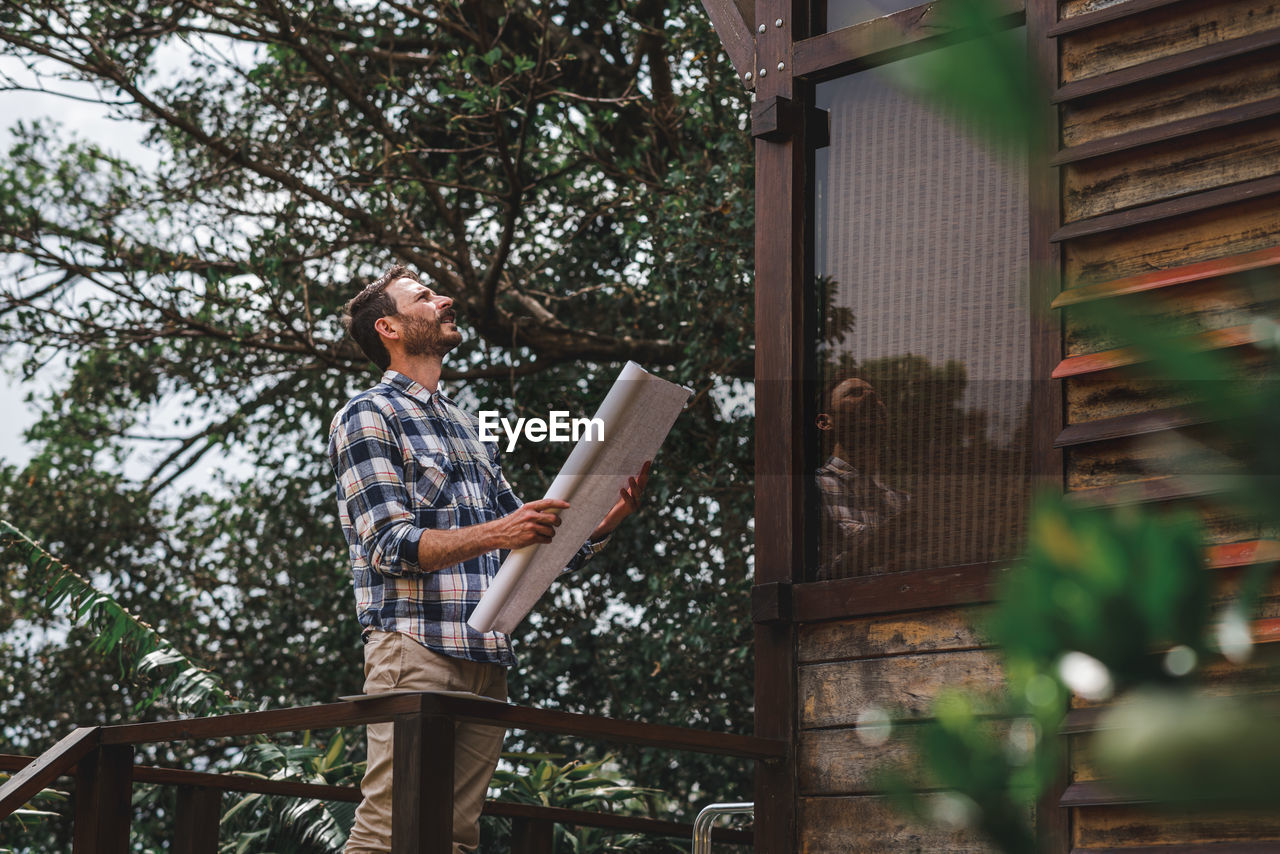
{"left": 492, "top": 498, "right": 570, "bottom": 549}
{"left": 591, "top": 461, "right": 651, "bottom": 539}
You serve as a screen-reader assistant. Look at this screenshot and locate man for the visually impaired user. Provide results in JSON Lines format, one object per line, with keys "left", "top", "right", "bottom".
{"left": 328, "top": 265, "right": 648, "bottom": 853}
{"left": 814, "top": 373, "right": 913, "bottom": 578}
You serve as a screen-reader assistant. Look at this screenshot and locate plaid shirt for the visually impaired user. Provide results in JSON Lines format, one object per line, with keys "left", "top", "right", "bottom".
{"left": 328, "top": 370, "right": 608, "bottom": 666}
{"left": 816, "top": 455, "right": 912, "bottom": 579}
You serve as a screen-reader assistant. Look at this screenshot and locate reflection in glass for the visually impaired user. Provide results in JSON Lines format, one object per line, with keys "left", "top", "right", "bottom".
{"left": 812, "top": 37, "right": 1031, "bottom": 580}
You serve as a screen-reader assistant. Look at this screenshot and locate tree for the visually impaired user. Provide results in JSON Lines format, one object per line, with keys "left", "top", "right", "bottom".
{"left": 0, "top": 0, "right": 756, "bottom": 839}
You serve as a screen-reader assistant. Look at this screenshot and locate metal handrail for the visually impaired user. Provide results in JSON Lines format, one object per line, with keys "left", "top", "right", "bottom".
{"left": 693, "top": 801, "right": 754, "bottom": 854}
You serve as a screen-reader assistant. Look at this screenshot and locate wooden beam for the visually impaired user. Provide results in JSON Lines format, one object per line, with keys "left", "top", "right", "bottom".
{"left": 752, "top": 0, "right": 804, "bottom": 849}
{"left": 72, "top": 744, "right": 134, "bottom": 854}
{"left": 793, "top": 0, "right": 1024, "bottom": 78}
{"left": 698, "top": 0, "right": 756, "bottom": 86}
{"left": 97, "top": 693, "right": 783, "bottom": 760}
{"left": 392, "top": 711, "right": 454, "bottom": 854}
{"left": 0, "top": 753, "right": 753, "bottom": 843}
{"left": 173, "top": 786, "right": 222, "bottom": 854}
{"left": 791, "top": 563, "right": 1008, "bottom": 622}
{"left": 0, "top": 726, "right": 99, "bottom": 818}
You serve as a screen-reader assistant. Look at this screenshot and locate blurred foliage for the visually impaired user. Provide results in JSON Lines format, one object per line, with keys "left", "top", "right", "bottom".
{"left": 0, "top": 0, "right": 755, "bottom": 848}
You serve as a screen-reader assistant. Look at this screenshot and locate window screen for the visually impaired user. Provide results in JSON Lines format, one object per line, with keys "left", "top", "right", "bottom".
{"left": 811, "top": 37, "right": 1032, "bottom": 581}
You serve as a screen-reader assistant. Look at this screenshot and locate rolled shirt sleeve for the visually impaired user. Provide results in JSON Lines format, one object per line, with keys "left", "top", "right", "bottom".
{"left": 329, "top": 399, "right": 422, "bottom": 576}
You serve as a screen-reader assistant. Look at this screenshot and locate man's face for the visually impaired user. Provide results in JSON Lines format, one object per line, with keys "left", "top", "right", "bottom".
{"left": 385, "top": 276, "right": 462, "bottom": 357}
{"left": 824, "top": 377, "right": 887, "bottom": 441}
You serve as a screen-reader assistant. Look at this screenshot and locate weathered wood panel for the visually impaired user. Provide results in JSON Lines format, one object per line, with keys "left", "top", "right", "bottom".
{"left": 1069, "top": 645, "right": 1280, "bottom": 711}
{"left": 797, "top": 608, "right": 988, "bottom": 664}
{"left": 1060, "top": 0, "right": 1167, "bottom": 22}
{"left": 1062, "top": 49, "right": 1280, "bottom": 147}
{"left": 798, "top": 796, "right": 995, "bottom": 853}
{"left": 1062, "top": 118, "right": 1280, "bottom": 222}
{"left": 1063, "top": 196, "right": 1280, "bottom": 286}
{"left": 797, "top": 727, "right": 915, "bottom": 795}
{"left": 1075, "top": 804, "right": 1280, "bottom": 847}
{"left": 799, "top": 719, "right": 1022, "bottom": 796}
{"left": 1063, "top": 276, "right": 1280, "bottom": 356}
{"left": 1060, "top": 0, "right": 1280, "bottom": 84}
{"left": 799, "top": 650, "right": 1004, "bottom": 729}
{"left": 1065, "top": 427, "right": 1246, "bottom": 491}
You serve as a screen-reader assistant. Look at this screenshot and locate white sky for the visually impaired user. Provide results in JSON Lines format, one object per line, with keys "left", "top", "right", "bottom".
{"left": 1, "top": 53, "right": 163, "bottom": 467}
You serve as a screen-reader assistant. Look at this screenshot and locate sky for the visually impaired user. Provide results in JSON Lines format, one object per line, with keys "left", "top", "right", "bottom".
{"left": 0, "top": 53, "right": 161, "bottom": 467}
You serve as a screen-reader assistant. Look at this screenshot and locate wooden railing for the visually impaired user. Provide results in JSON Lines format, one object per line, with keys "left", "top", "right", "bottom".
{"left": 0, "top": 691, "right": 783, "bottom": 853}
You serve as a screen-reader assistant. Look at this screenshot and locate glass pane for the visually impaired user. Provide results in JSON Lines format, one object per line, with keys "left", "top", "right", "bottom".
{"left": 823, "top": 0, "right": 924, "bottom": 35}
{"left": 811, "top": 36, "right": 1031, "bottom": 581}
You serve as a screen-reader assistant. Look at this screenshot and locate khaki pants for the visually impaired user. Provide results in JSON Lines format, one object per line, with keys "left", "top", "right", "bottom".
{"left": 345, "top": 631, "right": 507, "bottom": 854}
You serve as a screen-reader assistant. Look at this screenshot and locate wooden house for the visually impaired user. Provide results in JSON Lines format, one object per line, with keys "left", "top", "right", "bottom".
{"left": 697, "top": 0, "right": 1280, "bottom": 850}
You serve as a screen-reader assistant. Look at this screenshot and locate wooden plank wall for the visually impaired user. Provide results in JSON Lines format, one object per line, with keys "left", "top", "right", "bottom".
{"left": 791, "top": 1, "right": 1280, "bottom": 851}
{"left": 1052, "top": 0, "right": 1280, "bottom": 850}
{"left": 795, "top": 608, "right": 1002, "bottom": 852}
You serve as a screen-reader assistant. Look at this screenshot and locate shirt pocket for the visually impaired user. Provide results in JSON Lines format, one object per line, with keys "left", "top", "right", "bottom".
{"left": 413, "top": 450, "right": 453, "bottom": 510}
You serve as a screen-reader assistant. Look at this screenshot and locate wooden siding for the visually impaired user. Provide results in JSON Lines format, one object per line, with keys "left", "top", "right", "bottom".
{"left": 1052, "top": 0, "right": 1280, "bottom": 850}
{"left": 796, "top": 608, "right": 1003, "bottom": 852}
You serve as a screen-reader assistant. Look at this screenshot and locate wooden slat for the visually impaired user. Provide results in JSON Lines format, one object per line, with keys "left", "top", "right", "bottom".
{"left": 1052, "top": 245, "right": 1280, "bottom": 308}
{"left": 1075, "top": 803, "right": 1280, "bottom": 848}
{"left": 1051, "top": 324, "right": 1263, "bottom": 379}
{"left": 1052, "top": 173, "right": 1280, "bottom": 242}
{"left": 1060, "top": 780, "right": 1146, "bottom": 808}
{"left": 1053, "top": 406, "right": 1209, "bottom": 447}
{"left": 792, "top": 0, "right": 1024, "bottom": 78}
{"left": 1046, "top": 0, "right": 1190, "bottom": 37}
{"left": 798, "top": 649, "right": 1003, "bottom": 727}
{"left": 1053, "top": 27, "right": 1280, "bottom": 104}
{"left": 1206, "top": 540, "right": 1280, "bottom": 569}
{"left": 1053, "top": 94, "right": 1280, "bottom": 166}
{"left": 0, "top": 726, "right": 99, "bottom": 818}
{"left": 1070, "top": 845, "right": 1280, "bottom": 854}
{"left": 1063, "top": 474, "right": 1242, "bottom": 507}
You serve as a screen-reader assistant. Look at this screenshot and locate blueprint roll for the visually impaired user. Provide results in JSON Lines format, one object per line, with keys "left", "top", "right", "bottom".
{"left": 468, "top": 361, "right": 691, "bottom": 634}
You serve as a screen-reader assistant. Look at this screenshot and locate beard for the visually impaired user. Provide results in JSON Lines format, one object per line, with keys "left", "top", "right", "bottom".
{"left": 401, "top": 313, "right": 463, "bottom": 358}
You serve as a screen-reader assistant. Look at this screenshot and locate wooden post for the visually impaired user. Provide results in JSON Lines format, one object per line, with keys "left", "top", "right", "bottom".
{"left": 173, "top": 785, "right": 222, "bottom": 854}
{"left": 72, "top": 744, "right": 134, "bottom": 854}
{"left": 392, "top": 711, "right": 455, "bottom": 854}
{"left": 752, "top": 0, "right": 808, "bottom": 852}
{"left": 510, "top": 815, "right": 556, "bottom": 854}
